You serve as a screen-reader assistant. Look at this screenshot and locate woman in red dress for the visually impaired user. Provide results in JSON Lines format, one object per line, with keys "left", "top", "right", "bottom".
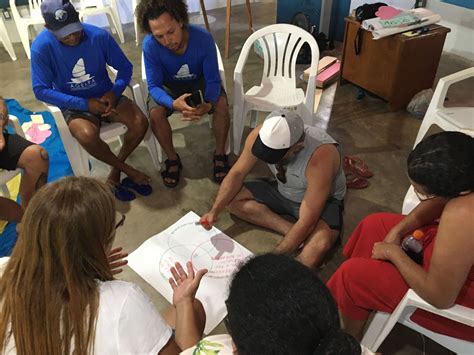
{"left": 328, "top": 131, "right": 474, "bottom": 341}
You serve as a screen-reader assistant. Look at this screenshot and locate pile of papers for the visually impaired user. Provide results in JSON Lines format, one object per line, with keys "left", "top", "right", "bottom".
{"left": 362, "top": 7, "right": 441, "bottom": 39}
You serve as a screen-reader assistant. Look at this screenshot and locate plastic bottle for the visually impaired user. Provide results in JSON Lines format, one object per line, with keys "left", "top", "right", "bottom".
{"left": 402, "top": 230, "right": 424, "bottom": 264}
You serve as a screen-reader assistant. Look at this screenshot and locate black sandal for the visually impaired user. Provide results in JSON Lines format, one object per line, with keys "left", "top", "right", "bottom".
{"left": 161, "top": 154, "right": 183, "bottom": 188}
{"left": 213, "top": 153, "right": 231, "bottom": 183}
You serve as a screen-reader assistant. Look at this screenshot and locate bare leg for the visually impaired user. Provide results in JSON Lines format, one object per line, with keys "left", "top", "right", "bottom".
{"left": 212, "top": 94, "right": 230, "bottom": 156}
{"left": 339, "top": 310, "right": 367, "bottom": 341}
{"left": 16, "top": 144, "right": 49, "bottom": 208}
{"left": 227, "top": 187, "right": 293, "bottom": 235}
{"left": 296, "top": 219, "right": 339, "bottom": 269}
{"left": 150, "top": 106, "right": 180, "bottom": 186}
{"left": 150, "top": 106, "right": 177, "bottom": 160}
{"left": 108, "top": 100, "right": 150, "bottom": 184}
{"left": 68, "top": 117, "right": 149, "bottom": 185}
{"left": 0, "top": 197, "right": 22, "bottom": 222}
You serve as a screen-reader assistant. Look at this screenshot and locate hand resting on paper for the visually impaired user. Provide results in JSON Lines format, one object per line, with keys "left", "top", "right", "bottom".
{"left": 169, "top": 261, "right": 208, "bottom": 306}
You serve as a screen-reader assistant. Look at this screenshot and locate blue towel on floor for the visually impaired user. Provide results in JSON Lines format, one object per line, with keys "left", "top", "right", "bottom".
{"left": 0, "top": 99, "right": 73, "bottom": 256}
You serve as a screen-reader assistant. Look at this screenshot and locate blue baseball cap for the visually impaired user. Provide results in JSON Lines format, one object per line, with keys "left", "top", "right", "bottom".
{"left": 41, "top": 0, "right": 83, "bottom": 39}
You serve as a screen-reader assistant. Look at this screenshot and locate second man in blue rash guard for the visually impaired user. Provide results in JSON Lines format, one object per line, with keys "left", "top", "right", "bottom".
{"left": 31, "top": 0, "right": 152, "bottom": 201}
{"left": 136, "top": 0, "right": 231, "bottom": 188}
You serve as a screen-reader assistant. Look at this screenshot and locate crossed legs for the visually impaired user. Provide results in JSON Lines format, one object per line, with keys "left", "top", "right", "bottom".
{"left": 227, "top": 186, "right": 339, "bottom": 269}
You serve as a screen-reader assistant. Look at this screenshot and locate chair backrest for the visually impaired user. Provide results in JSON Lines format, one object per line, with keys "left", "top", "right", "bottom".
{"left": 234, "top": 24, "right": 319, "bottom": 88}
{"left": 9, "top": 0, "right": 43, "bottom": 19}
{"left": 75, "top": 0, "right": 105, "bottom": 10}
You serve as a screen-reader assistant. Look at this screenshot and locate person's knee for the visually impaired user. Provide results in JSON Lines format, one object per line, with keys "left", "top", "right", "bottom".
{"left": 69, "top": 121, "right": 99, "bottom": 145}
{"left": 18, "top": 145, "right": 49, "bottom": 171}
{"left": 149, "top": 107, "right": 168, "bottom": 127}
{"left": 226, "top": 188, "right": 251, "bottom": 214}
{"left": 127, "top": 106, "right": 149, "bottom": 133}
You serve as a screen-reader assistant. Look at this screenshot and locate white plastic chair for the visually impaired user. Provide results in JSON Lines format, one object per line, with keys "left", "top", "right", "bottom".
{"left": 75, "top": 0, "right": 124, "bottom": 44}
{"left": 44, "top": 75, "right": 160, "bottom": 176}
{"left": 0, "top": 14, "right": 16, "bottom": 61}
{"left": 361, "top": 289, "right": 474, "bottom": 353}
{"left": 232, "top": 24, "right": 320, "bottom": 155}
{"left": 9, "top": 0, "right": 45, "bottom": 59}
{"left": 401, "top": 67, "right": 474, "bottom": 215}
{"left": 0, "top": 115, "right": 26, "bottom": 198}
{"left": 141, "top": 43, "right": 230, "bottom": 163}
{"left": 413, "top": 67, "right": 474, "bottom": 148}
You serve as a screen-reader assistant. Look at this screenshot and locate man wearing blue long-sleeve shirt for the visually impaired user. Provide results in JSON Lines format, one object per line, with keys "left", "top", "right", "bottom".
{"left": 31, "top": 0, "right": 151, "bottom": 201}
{"left": 137, "top": 0, "right": 231, "bottom": 188}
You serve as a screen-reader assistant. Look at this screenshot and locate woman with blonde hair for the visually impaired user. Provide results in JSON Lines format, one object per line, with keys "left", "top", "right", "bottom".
{"left": 0, "top": 176, "right": 207, "bottom": 354}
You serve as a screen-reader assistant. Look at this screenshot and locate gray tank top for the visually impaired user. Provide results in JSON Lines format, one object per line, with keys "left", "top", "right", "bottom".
{"left": 267, "top": 125, "right": 346, "bottom": 203}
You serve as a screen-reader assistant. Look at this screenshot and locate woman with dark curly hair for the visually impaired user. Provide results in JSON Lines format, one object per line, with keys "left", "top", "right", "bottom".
{"left": 328, "top": 131, "right": 474, "bottom": 342}
{"left": 136, "top": 0, "right": 231, "bottom": 188}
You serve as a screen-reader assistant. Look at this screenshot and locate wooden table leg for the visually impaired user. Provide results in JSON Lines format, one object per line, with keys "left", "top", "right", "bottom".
{"left": 245, "top": 0, "right": 253, "bottom": 32}
{"left": 199, "top": 0, "right": 210, "bottom": 31}
{"left": 225, "top": 0, "right": 231, "bottom": 58}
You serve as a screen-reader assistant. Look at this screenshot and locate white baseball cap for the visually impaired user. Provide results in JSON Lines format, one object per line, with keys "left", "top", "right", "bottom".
{"left": 251, "top": 111, "right": 305, "bottom": 164}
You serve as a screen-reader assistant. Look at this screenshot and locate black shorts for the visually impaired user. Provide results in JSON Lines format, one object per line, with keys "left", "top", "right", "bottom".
{"left": 0, "top": 132, "right": 34, "bottom": 170}
{"left": 62, "top": 95, "right": 130, "bottom": 125}
{"left": 147, "top": 78, "right": 226, "bottom": 117}
{"left": 244, "top": 178, "right": 344, "bottom": 231}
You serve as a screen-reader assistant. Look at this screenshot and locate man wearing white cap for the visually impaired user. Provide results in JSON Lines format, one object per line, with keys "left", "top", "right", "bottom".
{"left": 30, "top": 0, "right": 151, "bottom": 201}
{"left": 201, "top": 111, "right": 346, "bottom": 268}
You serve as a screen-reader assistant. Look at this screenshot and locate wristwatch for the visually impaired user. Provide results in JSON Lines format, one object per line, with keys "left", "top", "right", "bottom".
{"left": 207, "top": 102, "right": 216, "bottom": 115}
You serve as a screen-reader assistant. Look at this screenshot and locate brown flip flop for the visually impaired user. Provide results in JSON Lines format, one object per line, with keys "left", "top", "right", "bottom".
{"left": 344, "top": 156, "right": 373, "bottom": 178}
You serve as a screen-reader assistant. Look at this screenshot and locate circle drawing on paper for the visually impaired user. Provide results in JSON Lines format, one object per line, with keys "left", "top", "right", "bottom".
{"left": 192, "top": 233, "right": 246, "bottom": 279}
{"left": 159, "top": 245, "right": 214, "bottom": 281}
{"left": 167, "top": 222, "right": 216, "bottom": 251}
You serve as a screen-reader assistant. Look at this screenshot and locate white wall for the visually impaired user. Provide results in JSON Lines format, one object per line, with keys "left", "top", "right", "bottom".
{"left": 2, "top": 0, "right": 263, "bottom": 43}
{"left": 426, "top": 0, "right": 474, "bottom": 61}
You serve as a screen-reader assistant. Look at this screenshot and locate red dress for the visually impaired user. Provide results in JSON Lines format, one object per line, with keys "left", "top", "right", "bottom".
{"left": 327, "top": 212, "right": 474, "bottom": 341}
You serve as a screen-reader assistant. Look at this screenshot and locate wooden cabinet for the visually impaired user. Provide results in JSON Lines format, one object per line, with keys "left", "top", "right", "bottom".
{"left": 340, "top": 17, "right": 450, "bottom": 110}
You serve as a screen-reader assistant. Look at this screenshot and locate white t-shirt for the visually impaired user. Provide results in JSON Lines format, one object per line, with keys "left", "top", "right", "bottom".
{"left": 3, "top": 279, "right": 172, "bottom": 355}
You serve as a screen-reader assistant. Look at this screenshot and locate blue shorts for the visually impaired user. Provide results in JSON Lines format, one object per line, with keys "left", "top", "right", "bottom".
{"left": 244, "top": 178, "right": 344, "bottom": 231}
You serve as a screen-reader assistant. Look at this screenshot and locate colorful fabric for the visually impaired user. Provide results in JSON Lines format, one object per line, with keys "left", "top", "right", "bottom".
{"left": 0, "top": 99, "right": 73, "bottom": 257}
{"left": 327, "top": 212, "right": 474, "bottom": 341}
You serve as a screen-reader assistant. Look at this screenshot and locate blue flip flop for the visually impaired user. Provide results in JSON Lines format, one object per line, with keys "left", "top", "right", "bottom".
{"left": 112, "top": 184, "right": 136, "bottom": 202}
{"left": 121, "top": 177, "right": 153, "bottom": 196}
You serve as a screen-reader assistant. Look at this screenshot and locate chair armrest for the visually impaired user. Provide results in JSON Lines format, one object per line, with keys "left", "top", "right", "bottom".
{"left": 438, "top": 67, "right": 474, "bottom": 87}
{"left": 406, "top": 289, "right": 474, "bottom": 327}
{"left": 430, "top": 67, "right": 474, "bottom": 110}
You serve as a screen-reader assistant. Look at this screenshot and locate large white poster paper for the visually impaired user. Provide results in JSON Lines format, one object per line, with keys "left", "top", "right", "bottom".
{"left": 128, "top": 211, "right": 253, "bottom": 334}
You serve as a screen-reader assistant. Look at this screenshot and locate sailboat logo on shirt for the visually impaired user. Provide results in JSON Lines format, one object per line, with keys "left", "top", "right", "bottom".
{"left": 173, "top": 64, "right": 196, "bottom": 80}
{"left": 68, "top": 58, "right": 97, "bottom": 90}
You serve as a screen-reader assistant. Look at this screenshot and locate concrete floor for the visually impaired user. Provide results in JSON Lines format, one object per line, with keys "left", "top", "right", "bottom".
{"left": 1, "top": 1, "right": 473, "bottom": 354}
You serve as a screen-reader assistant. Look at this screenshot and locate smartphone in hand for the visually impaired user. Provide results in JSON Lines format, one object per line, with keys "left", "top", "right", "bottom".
{"left": 185, "top": 90, "right": 204, "bottom": 108}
